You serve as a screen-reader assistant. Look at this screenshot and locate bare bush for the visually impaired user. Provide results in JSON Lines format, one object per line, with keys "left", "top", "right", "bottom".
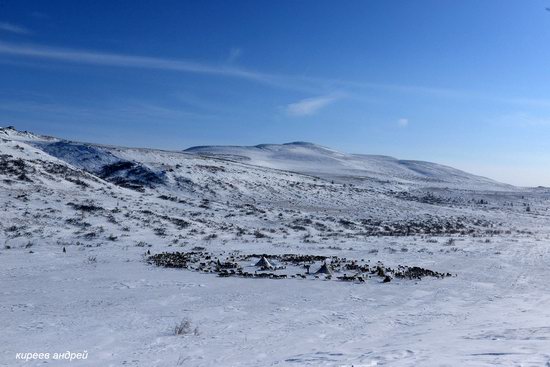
{"left": 174, "top": 318, "right": 199, "bottom": 336}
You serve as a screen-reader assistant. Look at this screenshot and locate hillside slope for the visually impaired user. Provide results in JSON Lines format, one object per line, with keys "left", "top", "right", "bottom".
{"left": 185, "top": 142, "right": 510, "bottom": 190}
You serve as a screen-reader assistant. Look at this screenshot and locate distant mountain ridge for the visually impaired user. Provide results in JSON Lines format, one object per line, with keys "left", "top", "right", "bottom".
{"left": 185, "top": 142, "right": 511, "bottom": 190}
{"left": 1, "top": 126, "right": 512, "bottom": 191}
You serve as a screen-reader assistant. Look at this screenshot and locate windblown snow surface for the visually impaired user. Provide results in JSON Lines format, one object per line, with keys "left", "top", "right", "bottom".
{"left": 2, "top": 126, "right": 550, "bottom": 366}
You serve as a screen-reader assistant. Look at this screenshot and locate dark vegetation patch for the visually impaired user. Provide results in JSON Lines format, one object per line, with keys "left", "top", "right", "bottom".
{"left": 0, "top": 154, "right": 33, "bottom": 182}
{"left": 99, "top": 161, "right": 165, "bottom": 190}
{"left": 41, "top": 161, "right": 93, "bottom": 187}
{"left": 393, "top": 191, "right": 458, "bottom": 205}
{"left": 195, "top": 165, "right": 226, "bottom": 173}
{"left": 65, "top": 217, "right": 92, "bottom": 228}
{"left": 284, "top": 214, "right": 499, "bottom": 237}
{"left": 158, "top": 194, "right": 186, "bottom": 204}
{"left": 138, "top": 209, "right": 190, "bottom": 229}
{"left": 67, "top": 202, "right": 103, "bottom": 212}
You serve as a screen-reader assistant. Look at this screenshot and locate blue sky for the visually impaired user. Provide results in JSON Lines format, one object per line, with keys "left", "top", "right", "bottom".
{"left": 1, "top": 1, "right": 550, "bottom": 186}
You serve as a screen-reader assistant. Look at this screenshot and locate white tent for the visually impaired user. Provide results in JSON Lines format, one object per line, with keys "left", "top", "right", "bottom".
{"left": 255, "top": 256, "right": 273, "bottom": 268}
{"left": 315, "top": 262, "right": 332, "bottom": 275}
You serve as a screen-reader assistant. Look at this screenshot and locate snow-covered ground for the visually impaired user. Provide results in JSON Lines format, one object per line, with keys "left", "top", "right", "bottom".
{"left": 2, "top": 126, "right": 550, "bottom": 366}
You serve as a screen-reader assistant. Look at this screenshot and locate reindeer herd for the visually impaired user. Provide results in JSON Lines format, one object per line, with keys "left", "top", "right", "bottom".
{"left": 147, "top": 251, "right": 452, "bottom": 284}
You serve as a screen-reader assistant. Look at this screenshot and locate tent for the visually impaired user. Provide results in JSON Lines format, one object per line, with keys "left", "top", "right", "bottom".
{"left": 255, "top": 256, "right": 273, "bottom": 268}
{"left": 315, "top": 262, "right": 333, "bottom": 275}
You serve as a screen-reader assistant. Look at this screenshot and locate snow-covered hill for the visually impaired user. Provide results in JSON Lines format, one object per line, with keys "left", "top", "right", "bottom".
{"left": 185, "top": 141, "right": 511, "bottom": 190}
{"left": 0, "top": 125, "right": 511, "bottom": 191}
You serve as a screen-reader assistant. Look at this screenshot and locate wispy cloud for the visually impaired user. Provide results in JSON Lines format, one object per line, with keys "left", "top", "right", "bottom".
{"left": 0, "top": 41, "right": 334, "bottom": 93}
{"left": 0, "top": 98, "right": 216, "bottom": 126}
{"left": 2, "top": 40, "right": 550, "bottom": 111}
{"left": 286, "top": 94, "right": 342, "bottom": 117}
{"left": 0, "top": 41, "right": 274, "bottom": 83}
{"left": 398, "top": 118, "right": 409, "bottom": 127}
{"left": 0, "top": 41, "right": 470, "bottom": 97}
{"left": 0, "top": 22, "right": 31, "bottom": 35}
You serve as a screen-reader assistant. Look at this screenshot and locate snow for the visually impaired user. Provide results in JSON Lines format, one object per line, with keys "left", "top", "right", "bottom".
{"left": 185, "top": 142, "right": 511, "bottom": 190}
{"left": 33, "top": 140, "right": 121, "bottom": 173}
{"left": 3, "top": 237, "right": 550, "bottom": 366}
{"left": 2, "top": 127, "right": 550, "bottom": 366}
{"left": 0, "top": 126, "right": 57, "bottom": 142}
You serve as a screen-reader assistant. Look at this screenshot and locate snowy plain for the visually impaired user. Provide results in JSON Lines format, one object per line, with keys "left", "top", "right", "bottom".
{"left": 1, "top": 126, "right": 550, "bottom": 366}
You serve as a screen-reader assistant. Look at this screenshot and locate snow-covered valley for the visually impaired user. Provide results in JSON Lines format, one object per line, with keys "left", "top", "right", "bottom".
{"left": 2, "top": 126, "right": 550, "bottom": 366}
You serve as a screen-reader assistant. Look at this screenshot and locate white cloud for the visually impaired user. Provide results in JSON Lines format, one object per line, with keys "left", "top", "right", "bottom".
{"left": 398, "top": 118, "right": 409, "bottom": 127}
{"left": 0, "top": 41, "right": 272, "bottom": 83}
{"left": 0, "top": 22, "right": 31, "bottom": 35}
{"left": 286, "top": 94, "right": 342, "bottom": 117}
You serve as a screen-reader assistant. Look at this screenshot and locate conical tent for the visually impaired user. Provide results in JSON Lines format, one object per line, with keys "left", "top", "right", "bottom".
{"left": 255, "top": 256, "right": 273, "bottom": 268}
{"left": 315, "top": 262, "right": 332, "bottom": 275}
